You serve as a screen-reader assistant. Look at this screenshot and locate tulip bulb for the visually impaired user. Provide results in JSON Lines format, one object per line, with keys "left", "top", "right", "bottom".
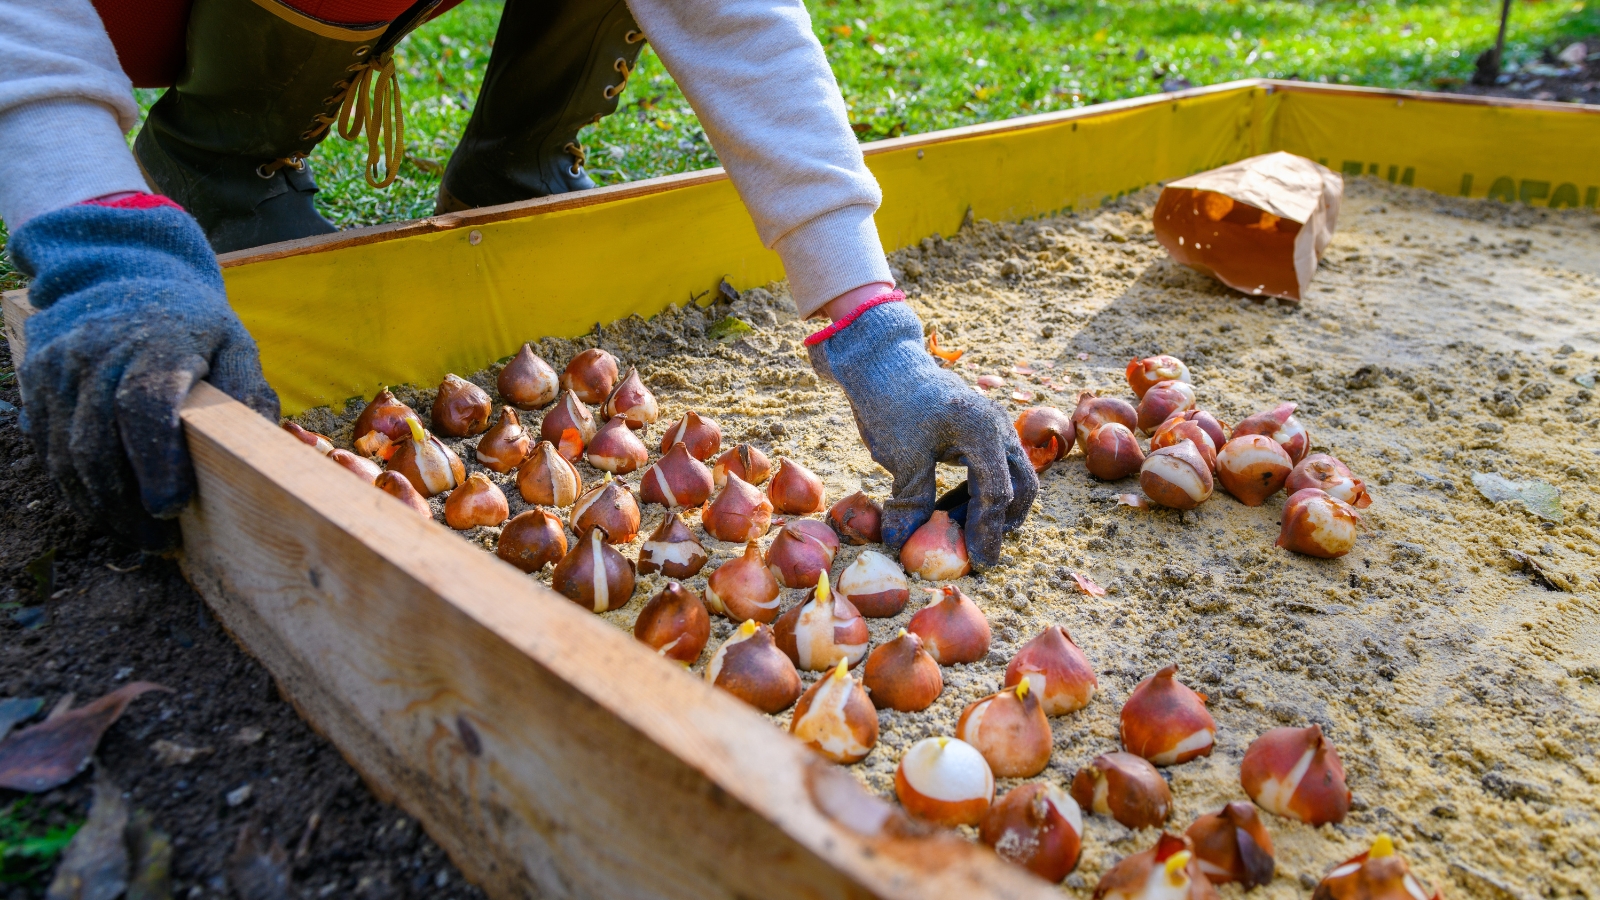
{"left": 328, "top": 448, "right": 381, "bottom": 483}
{"left": 1185, "top": 801, "right": 1276, "bottom": 889}
{"left": 1137, "top": 380, "right": 1198, "bottom": 434}
{"left": 388, "top": 417, "right": 464, "bottom": 497}
{"left": 1084, "top": 422, "right": 1145, "bottom": 480}
{"left": 981, "top": 783, "right": 1084, "bottom": 883}
{"left": 764, "top": 519, "right": 839, "bottom": 589}
{"left": 353, "top": 387, "right": 419, "bottom": 444}
{"left": 1004, "top": 625, "right": 1098, "bottom": 716}
{"left": 637, "top": 512, "right": 708, "bottom": 578}
{"left": 863, "top": 629, "right": 942, "bottom": 711}
{"left": 1277, "top": 488, "right": 1360, "bottom": 558}
{"left": 1287, "top": 454, "right": 1372, "bottom": 508}
{"left": 1313, "top": 835, "right": 1441, "bottom": 900}
{"left": 1093, "top": 833, "right": 1217, "bottom": 900}
{"left": 561, "top": 347, "right": 620, "bottom": 404}
{"left": 1140, "top": 440, "right": 1215, "bottom": 510}
{"left": 374, "top": 471, "right": 432, "bottom": 519}
{"left": 1232, "top": 402, "right": 1309, "bottom": 463}
{"left": 353, "top": 429, "right": 395, "bottom": 461}
{"left": 476, "top": 406, "right": 532, "bottom": 473}
{"left": 894, "top": 737, "right": 994, "bottom": 827}
{"left": 906, "top": 585, "right": 991, "bottom": 665}
{"left": 1072, "top": 392, "right": 1140, "bottom": 454}
{"left": 444, "top": 472, "right": 509, "bottom": 529}
{"left": 835, "top": 549, "right": 910, "bottom": 617}
{"left": 283, "top": 422, "right": 334, "bottom": 455}
{"left": 571, "top": 474, "right": 640, "bottom": 544}
{"left": 539, "top": 390, "right": 597, "bottom": 451}
{"left": 516, "top": 441, "right": 582, "bottom": 507}
{"left": 551, "top": 526, "right": 635, "bottom": 613}
{"left": 706, "top": 620, "right": 802, "bottom": 713}
{"left": 705, "top": 541, "right": 783, "bottom": 623}
{"left": 711, "top": 443, "right": 772, "bottom": 489}
{"left": 431, "top": 374, "right": 492, "bottom": 437}
{"left": 701, "top": 472, "right": 773, "bottom": 542}
{"left": 956, "top": 682, "right": 1052, "bottom": 778}
{"left": 1121, "top": 664, "right": 1216, "bottom": 766}
{"left": 1240, "top": 725, "right": 1350, "bottom": 825}
{"left": 1070, "top": 751, "right": 1172, "bottom": 830}
{"left": 827, "top": 492, "right": 883, "bottom": 545}
{"left": 899, "top": 510, "right": 970, "bottom": 580}
{"left": 790, "top": 659, "right": 879, "bottom": 764}
{"left": 659, "top": 410, "right": 722, "bottom": 461}
{"left": 496, "top": 509, "right": 567, "bottom": 573}
{"left": 1173, "top": 409, "right": 1230, "bottom": 451}
{"left": 1126, "top": 355, "right": 1192, "bottom": 400}
{"left": 768, "top": 457, "right": 826, "bottom": 515}
{"left": 1150, "top": 417, "right": 1218, "bottom": 472}
{"left": 1015, "top": 406, "right": 1076, "bottom": 473}
{"left": 1216, "top": 435, "right": 1293, "bottom": 506}
{"left": 634, "top": 582, "right": 710, "bottom": 664}
{"left": 585, "top": 415, "right": 648, "bottom": 474}
{"left": 639, "top": 442, "right": 713, "bottom": 509}
{"left": 498, "top": 343, "right": 559, "bottom": 409}
{"left": 602, "top": 367, "right": 658, "bottom": 428}
{"left": 775, "top": 573, "right": 869, "bottom": 671}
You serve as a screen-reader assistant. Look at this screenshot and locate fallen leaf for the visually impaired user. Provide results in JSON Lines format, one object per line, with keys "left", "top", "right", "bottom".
{"left": 1072, "top": 573, "right": 1107, "bottom": 597}
{"left": 976, "top": 375, "right": 1006, "bottom": 390}
{"left": 707, "top": 315, "right": 754, "bottom": 343}
{"left": 0, "top": 697, "right": 43, "bottom": 742}
{"left": 150, "top": 740, "right": 213, "bottom": 767}
{"left": 1115, "top": 493, "right": 1151, "bottom": 509}
{"left": 227, "top": 823, "right": 291, "bottom": 900}
{"left": 0, "top": 683, "right": 170, "bottom": 792}
{"left": 125, "top": 810, "right": 173, "bottom": 900}
{"left": 46, "top": 774, "right": 129, "bottom": 900}
{"left": 1471, "top": 473, "right": 1563, "bottom": 522}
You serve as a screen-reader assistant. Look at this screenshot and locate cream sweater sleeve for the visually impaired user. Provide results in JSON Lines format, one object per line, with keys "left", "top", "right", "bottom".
{"left": 624, "top": 0, "right": 894, "bottom": 317}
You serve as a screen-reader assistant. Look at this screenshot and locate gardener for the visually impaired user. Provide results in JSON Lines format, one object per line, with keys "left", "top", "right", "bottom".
{"left": 0, "top": 0, "right": 1036, "bottom": 560}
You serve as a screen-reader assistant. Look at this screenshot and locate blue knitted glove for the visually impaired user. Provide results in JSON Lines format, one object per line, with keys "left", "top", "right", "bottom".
{"left": 9, "top": 199, "right": 279, "bottom": 550}
{"left": 807, "top": 295, "right": 1037, "bottom": 569}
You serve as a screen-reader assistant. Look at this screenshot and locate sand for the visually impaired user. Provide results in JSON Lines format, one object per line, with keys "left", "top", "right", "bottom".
{"left": 296, "top": 177, "right": 1600, "bottom": 899}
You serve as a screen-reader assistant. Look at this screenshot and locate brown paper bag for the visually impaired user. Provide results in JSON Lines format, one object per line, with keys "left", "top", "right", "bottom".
{"left": 1153, "top": 152, "right": 1342, "bottom": 301}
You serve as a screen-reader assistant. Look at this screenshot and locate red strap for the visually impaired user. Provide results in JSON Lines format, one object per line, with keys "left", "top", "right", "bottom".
{"left": 804, "top": 290, "right": 906, "bottom": 347}
{"left": 80, "top": 193, "right": 185, "bottom": 212}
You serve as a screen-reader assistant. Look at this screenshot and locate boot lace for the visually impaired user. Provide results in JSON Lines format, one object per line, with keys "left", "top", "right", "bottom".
{"left": 563, "top": 141, "right": 588, "bottom": 177}
{"left": 294, "top": 49, "right": 406, "bottom": 189}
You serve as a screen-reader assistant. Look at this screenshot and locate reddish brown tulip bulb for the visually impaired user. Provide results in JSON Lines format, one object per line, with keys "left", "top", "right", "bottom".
{"left": 1232, "top": 402, "right": 1309, "bottom": 464}
{"left": 634, "top": 582, "right": 710, "bottom": 664}
{"left": 1240, "top": 724, "right": 1350, "bottom": 825}
{"left": 516, "top": 440, "right": 582, "bottom": 507}
{"left": 375, "top": 471, "right": 432, "bottom": 519}
{"left": 827, "top": 491, "right": 883, "bottom": 545}
{"left": 981, "top": 782, "right": 1084, "bottom": 883}
{"left": 895, "top": 737, "right": 994, "bottom": 827}
{"left": 283, "top": 421, "right": 334, "bottom": 454}
{"left": 775, "top": 573, "right": 869, "bottom": 671}
{"left": 1126, "top": 355, "right": 1192, "bottom": 400}
{"left": 476, "top": 406, "right": 532, "bottom": 473}
{"left": 1185, "top": 801, "right": 1276, "bottom": 888}
{"left": 1312, "top": 835, "right": 1441, "bottom": 900}
{"left": 550, "top": 526, "right": 635, "bottom": 613}
{"left": 705, "top": 541, "right": 782, "bottom": 623}
{"left": 1137, "top": 379, "right": 1198, "bottom": 434}
{"left": 353, "top": 387, "right": 418, "bottom": 444}
{"left": 1004, "top": 625, "right": 1098, "bottom": 716}
{"left": 1084, "top": 422, "right": 1145, "bottom": 481}
{"left": 862, "top": 629, "right": 942, "bottom": 711}
{"left": 355, "top": 424, "right": 395, "bottom": 460}
{"left": 768, "top": 457, "right": 826, "bottom": 515}
{"left": 498, "top": 343, "right": 559, "bottom": 410}
{"left": 1015, "top": 406, "right": 1076, "bottom": 473}
{"left": 561, "top": 347, "right": 620, "bottom": 404}
{"left": 388, "top": 417, "right": 464, "bottom": 497}
{"left": 706, "top": 620, "right": 802, "bottom": 713}
{"left": 1070, "top": 751, "right": 1172, "bottom": 830}
{"left": 496, "top": 509, "right": 567, "bottom": 573}
{"left": 907, "top": 585, "right": 991, "bottom": 665}
{"left": 328, "top": 448, "right": 381, "bottom": 483}
{"left": 601, "top": 367, "right": 658, "bottom": 429}
{"left": 1092, "top": 833, "right": 1217, "bottom": 900}
{"left": 659, "top": 410, "right": 722, "bottom": 461}
{"left": 956, "top": 682, "right": 1052, "bottom": 778}
{"left": 1140, "top": 440, "right": 1215, "bottom": 510}
{"left": 1150, "top": 417, "right": 1218, "bottom": 472}
{"left": 444, "top": 472, "right": 509, "bottom": 529}
{"left": 835, "top": 549, "right": 910, "bottom": 617}
{"left": 1277, "top": 488, "right": 1360, "bottom": 558}
{"left": 711, "top": 443, "right": 772, "bottom": 488}
{"left": 899, "top": 510, "right": 970, "bottom": 580}
{"left": 765, "top": 519, "right": 839, "bottom": 589}
{"left": 640, "top": 441, "right": 714, "bottom": 508}
{"left": 1173, "top": 409, "right": 1230, "bottom": 453}
{"left": 1072, "top": 392, "right": 1139, "bottom": 454}
{"left": 431, "top": 374, "right": 492, "bottom": 437}
{"left": 539, "top": 390, "right": 598, "bottom": 452}
{"left": 701, "top": 472, "right": 773, "bottom": 543}
{"left": 790, "top": 659, "right": 879, "bottom": 764}
{"left": 1217, "top": 435, "right": 1293, "bottom": 506}
{"left": 585, "top": 415, "right": 648, "bottom": 474}
{"left": 1121, "top": 664, "right": 1216, "bottom": 766}
{"left": 637, "top": 512, "right": 708, "bottom": 578}
{"left": 570, "top": 474, "right": 640, "bottom": 544}
{"left": 1287, "top": 454, "right": 1372, "bottom": 508}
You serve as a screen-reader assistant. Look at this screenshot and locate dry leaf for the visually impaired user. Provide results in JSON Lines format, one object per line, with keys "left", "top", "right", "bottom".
{"left": 0, "top": 683, "right": 169, "bottom": 792}
{"left": 46, "top": 775, "right": 129, "bottom": 900}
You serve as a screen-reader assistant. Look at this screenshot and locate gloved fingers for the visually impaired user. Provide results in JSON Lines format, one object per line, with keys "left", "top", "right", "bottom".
{"left": 209, "top": 333, "right": 281, "bottom": 421}
{"left": 115, "top": 349, "right": 209, "bottom": 520}
{"left": 951, "top": 409, "right": 1016, "bottom": 570}
{"left": 1002, "top": 433, "right": 1040, "bottom": 533}
{"left": 24, "top": 346, "right": 101, "bottom": 522}
{"left": 881, "top": 451, "right": 939, "bottom": 550}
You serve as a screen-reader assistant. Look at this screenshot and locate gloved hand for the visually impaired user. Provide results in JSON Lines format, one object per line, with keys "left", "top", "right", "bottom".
{"left": 807, "top": 294, "right": 1037, "bottom": 568}
{"left": 9, "top": 198, "right": 279, "bottom": 550}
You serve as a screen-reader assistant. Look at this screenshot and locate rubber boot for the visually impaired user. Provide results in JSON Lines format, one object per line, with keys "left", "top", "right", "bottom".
{"left": 134, "top": 0, "right": 436, "bottom": 252}
{"left": 435, "top": 0, "right": 644, "bottom": 213}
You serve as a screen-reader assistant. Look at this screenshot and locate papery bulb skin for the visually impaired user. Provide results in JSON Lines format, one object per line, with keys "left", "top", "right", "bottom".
{"left": 906, "top": 585, "right": 991, "bottom": 665}
{"left": 704, "top": 541, "right": 782, "bottom": 623}
{"left": 1070, "top": 751, "right": 1173, "bottom": 830}
{"left": 899, "top": 510, "right": 971, "bottom": 580}
{"left": 389, "top": 417, "right": 465, "bottom": 497}
{"left": 496, "top": 509, "right": 568, "bottom": 573}
{"left": 863, "top": 629, "right": 942, "bottom": 711}
{"left": 516, "top": 441, "right": 582, "bottom": 507}
{"left": 827, "top": 492, "right": 883, "bottom": 545}
{"left": 1277, "top": 488, "right": 1360, "bottom": 559}
{"left": 1004, "top": 625, "right": 1098, "bottom": 716}
{"left": 637, "top": 512, "right": 709, "bottom": 578}
{"left": 1137, "top": 380, "right": 1198, "bottom": 434}
{"left": 790, "top": 659, "right": 879, "bottom": 764}
{"left": 1287, "top": 454, "right": 1372, "bottom": 508}
{"left": 1126, "top": 355, "right": 1192, "bottom": 400}
{"left": 1150, "top": 417, "right": 1218, "bottom": 472}
{"left": 561, "top": 347, "right": 620, "bottom": 404}
{"left": 705, "top": 620, "right": 802, "bottom": 713}
{"left": 1240, "top": 725, "right": 1351, "bottom": 826}
{"left": 476, "top": 406, "right": 533, "bottom": 473}
{"left": 444, "top": 472, "right": 510, "bottom": 529}
{"left": 498, "top": 343, "right": 560, "bottom": 410}
{"left": 1072, "top": 392, "right": 1140, "bottom": 454}
{"left": 701, "top": 472, "right": 774, "bottom": 543}
{"left": 570, "top": 474, "right": 641, "bottom": 544}
{"left": 1139, "top": 440, "right": 1215, "bottom": 511}
{"left": 894, "top": 737, "right": 994, "bottom": 827}
{"left": 1015, "top": 406, "right": 1076, "bottom": 473}
{"left": 634, "top": 582, "right": 711, "bottom": 664}
{"left": 835, "top": 549, "right": 910, "bottom": 617}
{"left": 1121, "top": 664, "right": 1217, "bottom": 766}
{"left": 980, "top": 782, "right": 1085, "bottom": 883}
{"left": 765, "top": 519, "right": 840, "bottom": 589}
{"left": 329, "top": 448, "right": 381, "bottom": 483}
{"left": 1216, "top": 435, "right": 1293, "bottom": 506}
{"left": 550, "top": 526, "right": 636, "bottom": 613}
{"left": 774, "top": 573, "right": 870, "bottom": 671}
{"left": 1185, "top": 801, "right": 1276, "bottom": 889}
{"left": 283, "top": 422, "right": 334, "bottom": 455}
{"left": 640, "top": 442, "right": 714, "bottom": 509}
{"left": 711, "top": 443, "right": 772, "bottom": 488}
{"left": 354, "top": 388, "right": 419, "bottom": 443}
{"left": 1092, "top": 833, "right": 1218, "bottom": 900}
{"left": 353, "top": 429, "right": 395, "bottom": 461}
{"left": 585, "top": 415, "right": 649, "bottom": 474}
{"left": 1174, "top": 409, "right": 1230, "bottom": 451}
{"left": 539, "top": 391, "right": 598, "bottom": 450}
{"left": 602, "top": 367, "right": 659, "bottom": 429}
{"left": 956, "top": 682, "right": 1053, "bottom": 778}
{"left": 1084, "top": 423, "right": 1146, "bottom": 481}
{"left": 1312, "top": 835, "right": 1441, "bottom": 900}
{"left": 1233, "top": 402, "right": 1309, "bottom": 464}
{"left": 768, "top": 457, "right": 826, "bottom": 515}
{"left": 659, "top": 411, "right": 722, "bottom": 461}
{"left": 375, "top": 471, "right": 433, "bottom": 519}
{"left": 431, "top": 374, "right": 493, "bottom": 437}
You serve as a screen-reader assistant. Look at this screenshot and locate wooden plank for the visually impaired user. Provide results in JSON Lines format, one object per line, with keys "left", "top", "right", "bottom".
{"left": 175, "top": 381, "right": 1055, "bottom": 900}
{"left": 2, "top": 288, "right": 29, "bottom": 365}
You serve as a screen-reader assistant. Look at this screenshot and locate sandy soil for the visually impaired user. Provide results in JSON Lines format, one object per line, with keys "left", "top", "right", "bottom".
{"left": 298, "top": 177, "right": 1600, "bottom": 899}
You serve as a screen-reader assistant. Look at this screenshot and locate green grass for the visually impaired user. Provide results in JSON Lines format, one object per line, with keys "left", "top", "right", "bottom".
{"left": 0, "top": 798, "right": 80, "bottom": 890}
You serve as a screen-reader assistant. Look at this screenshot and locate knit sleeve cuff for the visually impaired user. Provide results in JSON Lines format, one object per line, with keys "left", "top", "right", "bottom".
{"left": 771, "top": 203, "right": 895, "bottom": 319}
{"left": 0, "top": 98, "right": 150, "bottom": 228}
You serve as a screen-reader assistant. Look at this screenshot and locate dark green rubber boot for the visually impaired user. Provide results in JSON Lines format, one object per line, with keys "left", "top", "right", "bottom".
{"left": 435, "top": 0, "right": 644, "bottom": 212}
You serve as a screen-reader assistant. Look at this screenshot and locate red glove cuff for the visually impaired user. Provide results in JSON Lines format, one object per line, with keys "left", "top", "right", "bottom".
{"left": 80, "top": 193, "right": 185, "bottom": 213}
{"left": 804, "top": 290, "right": 906, "bottom": 347}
